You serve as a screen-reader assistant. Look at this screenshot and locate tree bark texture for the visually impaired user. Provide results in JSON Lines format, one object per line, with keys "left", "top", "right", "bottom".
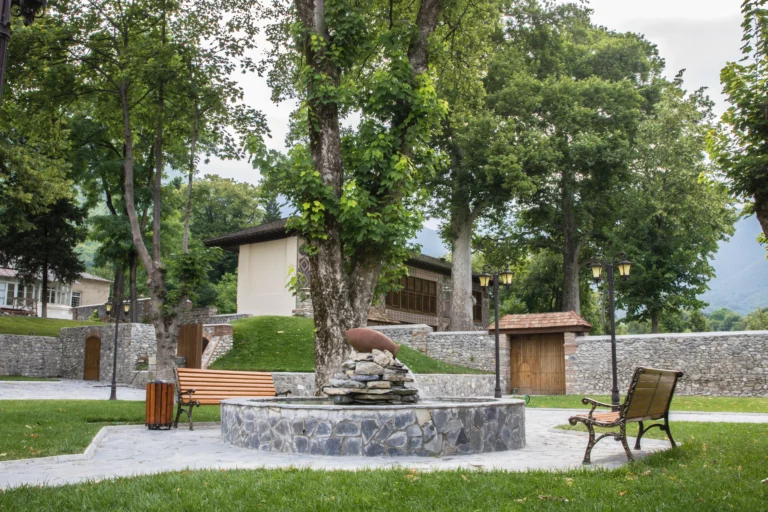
{"left": 295, "top": 0, "right": 444, "bottom": 392}
{"left": 755, "top": 191, "right": 768, "bottom": 241}
{"left": 561, "top": 169, "right": 581, "bottom": 314}
{"left": 449, "top": 206, "right": 475, "bottom": 331}
{"left": 120, "top": 79, "right": 183, "bottom": 382}
{"left": 129, "top": 252, "right": 138, "bottom": 323}
{"left": 651, "top": 310, "right": 659, "bottom": 334}
{"left": 41, "top": 260, "right": 48, "bottom": 318}
{"left": 182, "top": 103, "right": 200, "bottom": 254}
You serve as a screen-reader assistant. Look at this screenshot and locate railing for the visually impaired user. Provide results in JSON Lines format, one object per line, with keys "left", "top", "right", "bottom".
{"left": 1, "top": 298, "right": 38, "bottom": 316}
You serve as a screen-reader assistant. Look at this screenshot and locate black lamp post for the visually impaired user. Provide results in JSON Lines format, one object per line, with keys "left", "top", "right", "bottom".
{"left": 590, "top": 253, "right": 632, "bottom": 410}
{"left": 0, "top": 0, "right": 47, "bottom": 104}
{"left": 105, "top": 298, "right": 131, "bottom": 401}
{"left": 479, "top": 267, "right": 514, "bottom": 399}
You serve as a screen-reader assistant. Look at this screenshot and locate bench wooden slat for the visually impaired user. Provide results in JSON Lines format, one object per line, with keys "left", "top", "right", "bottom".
{"left": 173, "top": 368, "right": 289, "bottom": 430}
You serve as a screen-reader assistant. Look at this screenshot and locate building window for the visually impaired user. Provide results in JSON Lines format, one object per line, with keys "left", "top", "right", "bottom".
{"left": 473, "top": 291, "right": 483, "bottom": 322}
{"left": 0, "top": 282, "right": 6, "bottom": 307}
{"left": 386, "top": 276, "right": 437, "bottom": 315}
{"left": 71, "top": 292, "right": 81, "bottom": 308}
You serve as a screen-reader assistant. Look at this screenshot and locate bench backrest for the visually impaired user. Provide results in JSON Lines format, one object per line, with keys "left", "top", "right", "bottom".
{"left": 175, "top": 368, "right": 277, "bottom": 405}
{"left": 622, "top": 367, "right": 684, "bottom": 422}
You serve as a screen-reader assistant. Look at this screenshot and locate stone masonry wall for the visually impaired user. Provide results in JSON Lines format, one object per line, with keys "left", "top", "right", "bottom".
{"left": 566, "top": 331, "right": 768, "bottom": 397}
{"left": 371, "top": 325, "right": 509, "bottom": 393}
{"left": 0, "top": 335, "right": 61, "bottom": 377}
{"left": 59, "top": 324, "right": 156, "bottom": 384}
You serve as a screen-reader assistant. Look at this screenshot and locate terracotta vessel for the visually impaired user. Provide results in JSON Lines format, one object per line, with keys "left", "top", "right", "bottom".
{"left": 344, "top": 328, "right": 400, "bottom": 357}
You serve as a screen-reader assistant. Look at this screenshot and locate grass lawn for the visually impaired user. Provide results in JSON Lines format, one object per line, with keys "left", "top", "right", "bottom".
{"left": 210, "top": 316, "right": 488, "bottom": 374}
{"left": 526, "top": 394, "right": 768, "bottom": 413}
{"left": 1, "top": 421, "right": 766, "bottom": 510}
{"left": 0, "top": 376, "right": 59, "bottom": 382}
{"left": 0, "top": 401, "right": 220, "bottom": 461}
{"left": 0, "top": 317, "right": 101, "bottom": 337}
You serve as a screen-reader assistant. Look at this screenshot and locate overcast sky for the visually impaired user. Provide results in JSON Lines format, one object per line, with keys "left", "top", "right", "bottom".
{"left": 199, "top": 0, "right": 745, "bottom": 190}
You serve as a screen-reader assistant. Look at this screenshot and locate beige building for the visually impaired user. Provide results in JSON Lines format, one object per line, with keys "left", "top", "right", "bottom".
{"left": 0, "top": 268, "right": 111, "bottom": 319}
{"left": 206, "top": 219, "right": 489, "bottom": 330}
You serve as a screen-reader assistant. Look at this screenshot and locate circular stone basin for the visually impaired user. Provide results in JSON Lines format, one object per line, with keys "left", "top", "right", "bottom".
{"left": 220, "top": 397, "right": 525, "bottom": 457}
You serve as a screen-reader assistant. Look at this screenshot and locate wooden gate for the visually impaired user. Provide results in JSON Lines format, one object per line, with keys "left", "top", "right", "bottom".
{"left": 83, "top": 335, "right": 101, "bottom": 381}
{"left": 510, "top": 333, "right": 565, "bottom": 395}
{"left": 177, "top": 324, "right": 203, "bottom": 369}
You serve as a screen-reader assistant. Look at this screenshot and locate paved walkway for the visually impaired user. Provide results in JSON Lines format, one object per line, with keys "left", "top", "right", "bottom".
{"left": 0, "top": 379, "right": 145, "bottom": 401}
{"left": 7, "top": 408, "right": 764, "bottom": 490}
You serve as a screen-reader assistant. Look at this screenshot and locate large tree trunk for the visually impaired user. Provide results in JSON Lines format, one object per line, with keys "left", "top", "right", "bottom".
{"left": 449, "top": 206, "right": 475, "bottom": 331}
{"left": 755, "top": 191, "right": 768, "bottom": 240}
{"left": 129, "top": 252, "right": 138, "bottom": 323}
{"left": 651, "top": 310, "right": 659, "bottom": 333}
{"left": 295, "top": 0, "right": 444, "bottom": 392}
{"left": 561, "top": 169, "right": 581, "bottom": 314}
{"left": 41, "top": 260, "right": 48, "bottom": 318}
{"left": 182, "top": 103, "right": 199, "bottom": 254}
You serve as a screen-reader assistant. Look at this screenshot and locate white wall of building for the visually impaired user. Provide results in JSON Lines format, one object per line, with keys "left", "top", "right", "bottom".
{"left": 237, "top": 237, "right": 298, "bottom": 316}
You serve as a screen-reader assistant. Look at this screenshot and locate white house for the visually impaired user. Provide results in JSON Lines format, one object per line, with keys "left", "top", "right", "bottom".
{"left": 205, "top": 219, "right": 490, "bottom": 331}
{"left": 0, "top": 268, "right": 111, "bottom": 319}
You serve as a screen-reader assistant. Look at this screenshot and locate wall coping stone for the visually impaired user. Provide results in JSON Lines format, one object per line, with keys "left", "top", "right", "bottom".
{"left": 583, "top": 330, "right": 768, "bottom": 341}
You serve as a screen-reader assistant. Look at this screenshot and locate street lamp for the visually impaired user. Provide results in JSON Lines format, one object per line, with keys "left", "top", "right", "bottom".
{"left": 591, "top": 252, "right": 632, "bottom": 410}
{"left": 105, "top": 298, "right": 131, "bottom": 401}
{"left": 0, "top": 0, "right": 47, "bottom": 103}
{"left": 479, "top": 267, "right": 514, "bottom": 398}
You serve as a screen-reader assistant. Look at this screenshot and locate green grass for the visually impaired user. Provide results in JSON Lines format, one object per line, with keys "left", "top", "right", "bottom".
{"left": 0, "top": 376, "right": 59, "bottom": 382}
{"left": 0, "top": 317, "right": 101, "bottom": 337}
{"left": 526, "top": 394, "right": 768, "bottom": 413}
{"left": 1, "top": 422, "right": 766, "bottom": 511}
{"left": 210, "top": 316, "right": 489, "bottom": 374}
{"left": 0, "top": 400, "right": 220, "bottom": 461}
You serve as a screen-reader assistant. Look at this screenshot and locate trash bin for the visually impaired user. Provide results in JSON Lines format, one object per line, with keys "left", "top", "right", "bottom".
{"left": 146, "top": 380, "right": 175, "bottom": 430}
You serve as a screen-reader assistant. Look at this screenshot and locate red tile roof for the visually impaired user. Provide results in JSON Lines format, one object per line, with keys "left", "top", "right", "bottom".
{"left": 492, "top": 312, "right": 592, "bottom": 334}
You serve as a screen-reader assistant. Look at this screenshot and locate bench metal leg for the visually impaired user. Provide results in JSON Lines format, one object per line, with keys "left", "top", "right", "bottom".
{"left": 664, "top": 415, "right": 677, "bottom": 448}
{"left": 634, "top": 421, "right": 645, "bottom": 450}
{"left": 619, "top": 424, "right": 634, "bottom": 462}
{"left": 173, "top": 402, "right": 184, "bottom": 429}
{"left": 173, "top": 402, "right": 197, "bottom": 431}
{"left": 582, "top": 422, "right": 596, "bottom": 465}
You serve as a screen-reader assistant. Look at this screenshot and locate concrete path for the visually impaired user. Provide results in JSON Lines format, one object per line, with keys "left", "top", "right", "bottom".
{"left": 0, "top": 409, "right": 698, "bottom": 490}
{"left": 0, "top": 379, "right": 145, "bottom": 401}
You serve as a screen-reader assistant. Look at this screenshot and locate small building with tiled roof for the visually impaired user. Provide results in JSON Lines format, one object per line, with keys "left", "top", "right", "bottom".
{"left": 490, "top": 311, "right": 592, "bottom": 396}
{"left": 205, "top": 219, "right": 490, "bottom": 330}
{"left": 493, "top": 312, "right": 592, "bottom": 335}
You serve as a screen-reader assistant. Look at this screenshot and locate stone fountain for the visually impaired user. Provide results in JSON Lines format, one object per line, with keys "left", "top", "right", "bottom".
{"left": 220, "top": 328, "right": 526, "bottom": 457}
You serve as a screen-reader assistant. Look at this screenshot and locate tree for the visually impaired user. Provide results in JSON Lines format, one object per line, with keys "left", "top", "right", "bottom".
{"left": 262, "top": 0, "right": 464, "bottom": 389}
{"left": 0, "top": 12, "right": 75, "bottom": 236}
{"left": 261, "top": 195, "right": 283, "bottom": 223}
{"left": 0, "top": 198, "right": 86, "bottom": 317}
{"left": 744, "top": 307, "right": 768, "bottom": 330}
{"left": 613, "top": 81, "right": 736, "bottom": 332}
{"left": 709, "top": 0, "right": 768, "bottom": 240}
{"left": 213, "top": 272, "right": 238, "bottom": 314}
{"left": 423, "top": 0, "right": 532, "bottom": 330}
{"left": 58, "top": 0, "right": 264, "bottom": 379}
{"left": 708, "top": 308, "right": 744, "bottom": 332}
{"left": 495, "top": 1, "right": 663, "bottom": 314}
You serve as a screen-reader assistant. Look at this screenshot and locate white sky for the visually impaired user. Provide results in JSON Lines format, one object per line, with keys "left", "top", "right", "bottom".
{"left": 199, "top": 0, "right": 745, "bottom": 204}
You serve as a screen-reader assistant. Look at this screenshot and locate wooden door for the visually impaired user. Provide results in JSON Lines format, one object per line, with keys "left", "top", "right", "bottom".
{"left": 177, "top": 324, "right": 203, "bottom": 369}
{"left": 83, "top": 336, "right": 101, "bottom": 381}
{"left": 510, "top": 333, "right": 565, "bottom": 395}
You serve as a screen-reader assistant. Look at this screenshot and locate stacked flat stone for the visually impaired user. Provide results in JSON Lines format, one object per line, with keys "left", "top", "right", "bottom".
{"left": 322, "top": 349, "right": 419, "bottom": 405}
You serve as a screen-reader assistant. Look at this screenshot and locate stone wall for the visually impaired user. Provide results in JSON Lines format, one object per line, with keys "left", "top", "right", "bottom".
{"left": 59, "top": 324, "right": 157, "bottom": 383}
{"left": 566, "top": 331, "right": 768, "bottom": 397}
{"left": 0, "top": 335, "right": 61, "bottom": 377}
{"left": 371, "top": 325, "right": 509, "bottom": 393}
{"left": 202, "top": 324, "right": 234, "bottom": 368}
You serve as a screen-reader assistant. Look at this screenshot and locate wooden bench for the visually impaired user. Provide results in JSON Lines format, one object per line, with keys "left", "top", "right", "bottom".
{"left": 568, "top": 367, "right": 684, "bottom": 464}
{"left": 174, "top": 368, "right": 291, "bottom": 430}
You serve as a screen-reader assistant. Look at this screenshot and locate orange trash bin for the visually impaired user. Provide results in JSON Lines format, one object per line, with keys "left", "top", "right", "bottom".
{"left": 145, "top": 380, "right": 175, "bottom": 430}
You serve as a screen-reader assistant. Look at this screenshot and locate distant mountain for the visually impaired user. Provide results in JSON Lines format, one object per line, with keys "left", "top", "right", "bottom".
{"left": 701, "top": 215, "right": 768, "bottom": 314}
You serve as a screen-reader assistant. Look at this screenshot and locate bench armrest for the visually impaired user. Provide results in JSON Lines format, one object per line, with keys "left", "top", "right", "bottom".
{"left": 178, "top": 388, "right": 196, "bottom": 398}
{"left": 276, "top": 390, "right": 292, "bottom": 397}
{"left": 581, "top": 397, "right": 613, "bottom": 418}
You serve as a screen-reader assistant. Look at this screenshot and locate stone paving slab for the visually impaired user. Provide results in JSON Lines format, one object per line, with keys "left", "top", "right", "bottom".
{"left": 0, "top": 410, "right": 672, "bottom": 490}
{"left": 0, "top": 379, "right": 145, "bottom": 401}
